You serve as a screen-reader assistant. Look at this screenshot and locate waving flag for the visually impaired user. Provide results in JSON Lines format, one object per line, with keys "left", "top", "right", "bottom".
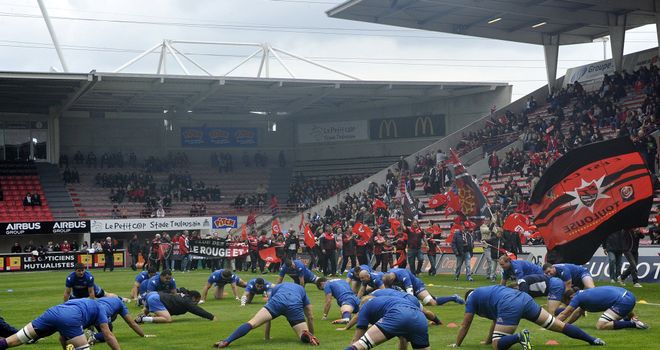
{"left": 530, "top": 137, "right": 653, "bottom": 264}
{"left": 503, "top": 213, "right": 534, "bottom": 235}
{"left": 428, "top": 193, "right": 448, "bottom": 209}
{"left": 388, "top": 218, "right": 401, "bottom": 233}
{"left": 448, "top": 149, "right": 493, "bottom": 220}
{"left": 444, "top": 190, "right": 461, "bottom": 216}
{"left": 374, "top": 198, "right": 388, "bottom": 211}
{"left": 241, "top": 224, "right": 248, "bottom": 241}
{"left": 271, "top": 219, "right": 282, "bottom": 236}
{"left": 259, "top": 247, "right": 281, "bottom": 263}
{"left": 352, "top": 222, "right": 373, "bottom": 244}
{"left": 480, "top": 180, "right": 493, "bottom": 196}
{"left": 304, "top": 224, "right": 316, "bottom": 248}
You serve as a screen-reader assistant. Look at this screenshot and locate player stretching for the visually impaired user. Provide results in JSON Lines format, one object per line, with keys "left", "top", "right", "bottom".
{"left": 558, "top": 286, "right": 648, "bottom": 330}
{"left": 214, "top": 283, "right": 319, "bottom": 348}
{"left": 316, "top": 278, "right": 360, "bottom": 324}
{"left": 200, "top": 269, "right": 247, "bottom": 303}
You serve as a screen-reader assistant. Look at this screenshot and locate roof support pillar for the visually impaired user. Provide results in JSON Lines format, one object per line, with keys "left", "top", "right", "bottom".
{"left": 48, "top": 106, "right": 60, "bottom": 165}
{"left": 608, "top": 14, "right": 627, "bottom": 72}
{"left": 656, "top": 13, "right": 660, "bottom": 59}
{"left": 543, "top": 42, "right": 559, "bottom": 94}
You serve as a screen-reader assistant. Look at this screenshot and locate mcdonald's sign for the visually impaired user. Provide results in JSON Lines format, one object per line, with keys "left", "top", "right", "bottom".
{"left": 379, "top": 119, "right": 398, "bottom": 138}
{"left": 370, "top": 114, "right": 445, "bottom": 140}
{"left": 415, "top": 116, "right": 434, "bottom": 137}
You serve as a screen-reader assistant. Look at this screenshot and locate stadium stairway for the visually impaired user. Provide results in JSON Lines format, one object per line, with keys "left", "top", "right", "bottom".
{"left": 36, "top": 163, "right": 78, "bottom": 220}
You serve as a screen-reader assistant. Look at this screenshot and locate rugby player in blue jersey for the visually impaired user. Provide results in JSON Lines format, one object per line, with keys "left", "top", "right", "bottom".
{"left": 543, "top": 263, "right": 596, "bottom": 290}
{"left": 498, "top": 256, "right": 543, "bottom": 286}
{"left": 346, "top": 265, "right": 371, "bottom": 293}
{"left": 200, "top": 269, "right": 247, "bottom": 303}
{"left": 130, "top": 267, "right": 157, "bottom": 301}
{"left": 357, "top": 270, "right": 385, "bottom": 297}
{"left": 0, "top": 299, "right": 120, "bottom": 350}
{"left": 63, "top": 263, "right": 117, "bottom": 302}
{"left": 452, "top": 285, "right": 604, "bottom": 349}
{"left": 240, "top": 278, "right": 274, "bottom": 306}
{"left": 136, "top": 290, "right": 216, "bottom": 324}
{"left": 88, "top": 296, "right": 155, "bottom": 345}
{"left": 316, "top": 278, "right": 360, "bottom": 324}
{"left": 515, "top": 274, "right": 565, "bottom": 316}
{"left": 382, "top": 268, "right": 464, "bottom": 306}
{"left": 276, "top": 259, "right": 319, "bottom": 286}
{"left": 558, "top": 286, "right": 649, "bottom": 330}
{"left": 145, "top": 269, "right": 177, "bottom": 294}
{"left": 345, "top": 295, "right": 429, "bottom": 350}
{"left": 213, "top": 282, "right": 319, "bottom": 348}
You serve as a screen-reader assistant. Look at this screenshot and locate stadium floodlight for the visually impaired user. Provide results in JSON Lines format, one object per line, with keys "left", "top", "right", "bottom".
{"left": 113, "top": 39, "right": 359, "bottom": 80}
{"left": 249, "top": 111, "right": 268, "bottom": 115}
{"left": 532, "top": 21, "right": 547, "bottom": 28}
{"left": 487, "top": 17, "right": 502, "bottom": 24}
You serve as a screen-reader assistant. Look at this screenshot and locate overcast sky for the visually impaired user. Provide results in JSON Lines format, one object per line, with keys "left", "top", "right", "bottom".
{"left": 0, "top": 0, "right": 658, "bottom": 100}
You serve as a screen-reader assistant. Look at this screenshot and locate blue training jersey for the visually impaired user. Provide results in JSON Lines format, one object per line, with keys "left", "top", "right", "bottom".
{"left": 519, "top": 274, "right": 564, "bottom": 300}
{"left": 553, "top": 264, "right": 588, "bottom": 283}
{"left": 371, "top": 287, "right": 421, "bottom": 308}
{"left": 208, "top": 269, "right": 240, "bottom": 285}
{"left": 324, "top": 279, "right": 355, "bottom": 304}
{"left": 347, "top": 265, "right": 372, "bottom": 282}
{"left": 356, "top": 296, "right": 419, "bottom": 329}
{"left": 279, "top": 260, "right": 316, "bottom": 282}
{"left": 465, "top": 285, "right": 525, "bottom": 320}
{"left": 569, "top": 286, "right": 630, "bottom": 312}
{"left": 146, "top": 275, "right": 177, "bottom": 293}
{"left": 245, "top": 278, "right": 273, "bottom": 295}
{"left": 134, "top": 271, "right": 153, "bottom": 284}
{"left": 362, "top": 272, "right": 384, "bottom": 289}
{"left": 503, "top": 260, "right": 543, "bottom": 282}
{"left": 66, "top": 271, "right": 101, "bottom": 298}
{"left": 270, "top": 282, "right": 310, "bottom": 307}
{"left": 62, "top": 298, "right": 109, "bottom": 328}
{"left": 387, "top": 268, "right": 415, "bottom": 290}
{"left": 96, "top": 297, "right": 129, "bottom": 321}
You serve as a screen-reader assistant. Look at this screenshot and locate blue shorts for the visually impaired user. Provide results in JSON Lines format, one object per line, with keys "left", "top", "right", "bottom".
{"left": 70, "top": 288, "right": 105, "bottom": 300}
{"left": 146, "top": 293, "right": 167, "bottom": 313}
{"left": 375, "top": 306, "right": 429, "bottom": 349}
{"left": 412, "top": 279, "right": 426, "bottom": 296}
{"left": 264, "top": 292, "right": 305, "bottom": 326}
{"left": 32, "top": 306, "right": 85, "bottom": 340}
{"left": 496, "top": 293, "right": 542, "bottom": 326}
{"left": 610, "top": 292, "right": 636, "bottom": 318}
{"left": 572, "top": 270, "right": 592, "bottom": 289}
{"left": 339, "top": 295, "right": 360, "bottom": 312}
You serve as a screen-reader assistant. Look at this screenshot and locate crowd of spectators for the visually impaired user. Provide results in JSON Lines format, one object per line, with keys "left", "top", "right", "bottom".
{"left": 286, "top": 174, "right": 366, "bottom": 210}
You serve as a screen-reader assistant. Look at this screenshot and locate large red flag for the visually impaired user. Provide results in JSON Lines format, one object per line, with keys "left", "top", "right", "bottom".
{"left": 444, "top": 191, "right": 461, "bottom": 216}
{"left": 530, "top": 138, "right": 653, "bottom": 264}
{"left": 271, "top": 219, "right": 281, "bottom": 236}
{"left": 373, "top": 198, "right": 388, "bottom": 211}
{"left": 503, "top": 213, "right": 533, "bottom": 235}
{"left": 448, "top": 149, "right": 493, "bottom": 220}
{"left": 304, "top": 224, "right": 316, "bottom": 248}
{"left": 259, "top": 247, "right": 281, "bottom": 263}
{"left": 480, "top": 180, "right": 493, "bottom": 196}
{"left": 388, "top": 218, "right": 401, "bottom": 233}
{"left": 428, "top": 193, "right": 448, "bottom": 209}
{"left": 352, "top": 222, "right": 373, "bottom": 243}
{"left": 241, "top": 224, "right": 248, "bottom": 241}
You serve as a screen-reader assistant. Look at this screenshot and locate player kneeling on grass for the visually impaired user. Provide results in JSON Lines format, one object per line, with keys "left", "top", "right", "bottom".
{"left": 316, "top": 277, "right": 360, "bottom": 324}
{"left": 240, "top": 278, "right": 274, "bottom": 306}
{"left": 131, "top": 267, "right": 157, "bottom": 301}
{"left": 543, "top": 263, "right": 596, "bottom": 290}
{"left": 136, "top": 289, "right": 216, "bottom": 324}
{"left": 381, "top": 268, "right": 464, "bottom": 306}
{"left": 345, "top": 295, "right": 430, "bottom": 350}
{"left": 557, "top": 286, "right": 648, "bottom": 330}
{"left": 0, "top": 299, "right": 121, "bottom": 350}
{"left": 88, "top": 296, "right": 155, "bottom": 345}
{"left": 200, "top": 269, "right": 247, "bottom": 303}
{"left": 64, "top": 263, "right": 118, "bottom": 302}
{"left": 213, "top": 282, "right": 319, "bottom": 348}
{"left": 451, "top": 285, "right": 604, "bottom": 349}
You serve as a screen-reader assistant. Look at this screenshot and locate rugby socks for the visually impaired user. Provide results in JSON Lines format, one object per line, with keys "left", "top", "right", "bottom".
{"left": 142, "top": 317, "right": 154, "bottom": 323}
{"left": 496, "top": 334, "right": 520, "bottom": 350}
{"left": 225, "top": 323, "right": 253, "bottom": 344}
{"left": 0, "top": 338, "right": 7, "bottom": 349}
{"left": 342, "top": 312, "right": 351, "bottom": 320}
{"left": 613, "top": 320, "right": 637, "bottom": 329}
{"left": 562, "top": 324, "right": 596, "bottom": 343}
{"left": 435, "top": 296, "right": 455, "bottom": 305}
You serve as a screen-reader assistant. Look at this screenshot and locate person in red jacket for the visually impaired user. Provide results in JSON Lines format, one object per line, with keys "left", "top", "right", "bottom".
{"left": 394, "top": 231, "right": 408, "bottom": 269}
{"left": 320, "top": 228, "right": 337, "bottom": 276}
{"left": 340, "top": 230, "right": 357, "bottom": 274}
{"left": 179, "top": 231, "right": 190, "bottom": 272}
{"left": 406, "top": 220, "right": 424, "bottom": 275}
{"left": 488, "top": 151, "right": 500, "bottom": 181}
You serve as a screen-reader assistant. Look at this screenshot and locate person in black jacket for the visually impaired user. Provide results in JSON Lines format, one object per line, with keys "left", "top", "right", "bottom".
{"left": 603, "top": 229, "right": 629, "bottom": 283}
{"left": 483, "top": 229, "right": 506, "bottom": 281}
{"left": 102, "top": 237, "right": 115, "bottom": 272}
{"left": 128, "top": 235, "right": 140, "bottom": 271}
{"left": 136, "top": 290, "right": 216, "bottom": 324}
{"left": 451, "top": 229, "right": 474, "bottom": 281}
{"left": 339, "top": 230, "right": 357, "bottom": 274}
{"left": 620, "top": 229, "right": 643, "bottom": 287}
{"left": 320, "top": 228, "right": 337, "bottom": 276}
{"left": 284, "top": 230, "right": 300, "bottom": 261}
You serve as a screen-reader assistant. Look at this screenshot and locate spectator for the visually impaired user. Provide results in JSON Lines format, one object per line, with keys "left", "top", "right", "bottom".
{"left": 284, "top": 230, "right": 299, "bottom": 261}
{"left": 102, "top": 237, "right": 115, "bottom": 272}
{"left": 339, "top": 229, "right": 357, "bottom": 274}
{"left": 452, "top": 228, "right": 474, "bottom": 281}
{"left": 22, "top": 192, "right": 33, "bottom": 208}
{"left": 60, "top": 240, "right": 71, "bottom": 253}
{"left": 320, "top": 227, "right": 337, "bottom": 276}
{"left": 128, "top": 234, "right": 140, "bottom": 271}
{"left": 405, "top": 220, "right": 424, "bottom": 275}
{"left": 488, "top": 152, "right": 500, "bottom": 181}
{"left": 603, "top": 229, "right": 628, "bottom": 284}
{"left": 620, "top": 229, "right": 643, "bottom": 287}
{"left": 10, "top": 242, "right": 21, "bottom": 253}
{"left": 23, "top": 240, "right": 35, "bottom": 253}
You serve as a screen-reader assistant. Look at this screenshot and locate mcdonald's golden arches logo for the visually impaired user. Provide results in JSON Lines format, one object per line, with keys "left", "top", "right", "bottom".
{"left": 379, "top": 119, "right": 398, "bottom": 138}
{"left": 415, "top": 116, "right": 434, "bottom": 136}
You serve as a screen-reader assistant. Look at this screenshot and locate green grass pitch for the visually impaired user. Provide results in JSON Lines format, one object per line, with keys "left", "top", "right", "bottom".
{"left": 1, "top": 269, "right": 659, "bottom": 349}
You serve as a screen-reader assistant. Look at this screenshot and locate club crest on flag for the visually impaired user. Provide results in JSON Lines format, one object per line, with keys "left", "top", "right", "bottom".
{"left": 564, "top": 177, "right": 609, "bottom": 214}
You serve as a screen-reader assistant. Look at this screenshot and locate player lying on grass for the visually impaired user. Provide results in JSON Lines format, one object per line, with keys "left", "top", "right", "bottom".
{"left": 451, "top": 285, "right": 604, "bottom": 349}
{"left": 557, "top": 286, "right": 649, "bottom": 330}
{"left": 514, "top": 274, "right": 565, "bottom": 316}
{"left": 64, "top": 263, "right": 119, "bottom": 302}
{"left": 316, "top": 278, "right": 360, "bottom": 324}
{"left": 276, "top": 259, "right": 319, "bottom": 286}
{"left": 130, "top": 267, "right": 157, "bottom": 301}
{"left": 345, "top": 295, "right": 430, "bottom": 350}
{"left": 200, "top": 269, "right": 247, "bottom": 303}
{"left": 543, "top": 263, "right": 596, "bottom": 290}
{"left": 136, "top": 290, "right": 216, "bottom": 324}
{"left": 337, "top": 287, "right": 442, "bottom": 331}
{"left": 381, "top": 268, "right": 464, "bottom": 306}
{"left": 240, "top": 278, "right": 274, "bottom": 306}
{"left": 87, "top": 296, "right": 155, "bottom": 344}
{"left": 213, "top": 282, "right": 319, "bottom": 348}
{"left": 0, "top": 299, "right": 121, "bottom": 350}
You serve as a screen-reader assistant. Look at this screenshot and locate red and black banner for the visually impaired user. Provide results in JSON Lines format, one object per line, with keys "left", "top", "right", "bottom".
{"left": 530, "top": 138, "right": 653, "bottom": 264}
{"left": 448, "top": 149, "right": 492, "bottom": 221}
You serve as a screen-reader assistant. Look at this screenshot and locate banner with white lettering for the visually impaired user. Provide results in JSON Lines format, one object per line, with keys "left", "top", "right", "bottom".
{"left": 189, "top": 239, "right": 249, "bottom": 259}
{"left": 0, "top": 250, "right": 125, "bottom": 272}
{"left": 297, "top": 120, "right": 368, "bottom": 144}
{"left": 0, "top": 220, "right": 90, "bottom": 235}
{"left": 90, "top": 217, "right": 212, "bottom": 233}
{"left": 563, "top": 47, "right": 659, "bottom": 88}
